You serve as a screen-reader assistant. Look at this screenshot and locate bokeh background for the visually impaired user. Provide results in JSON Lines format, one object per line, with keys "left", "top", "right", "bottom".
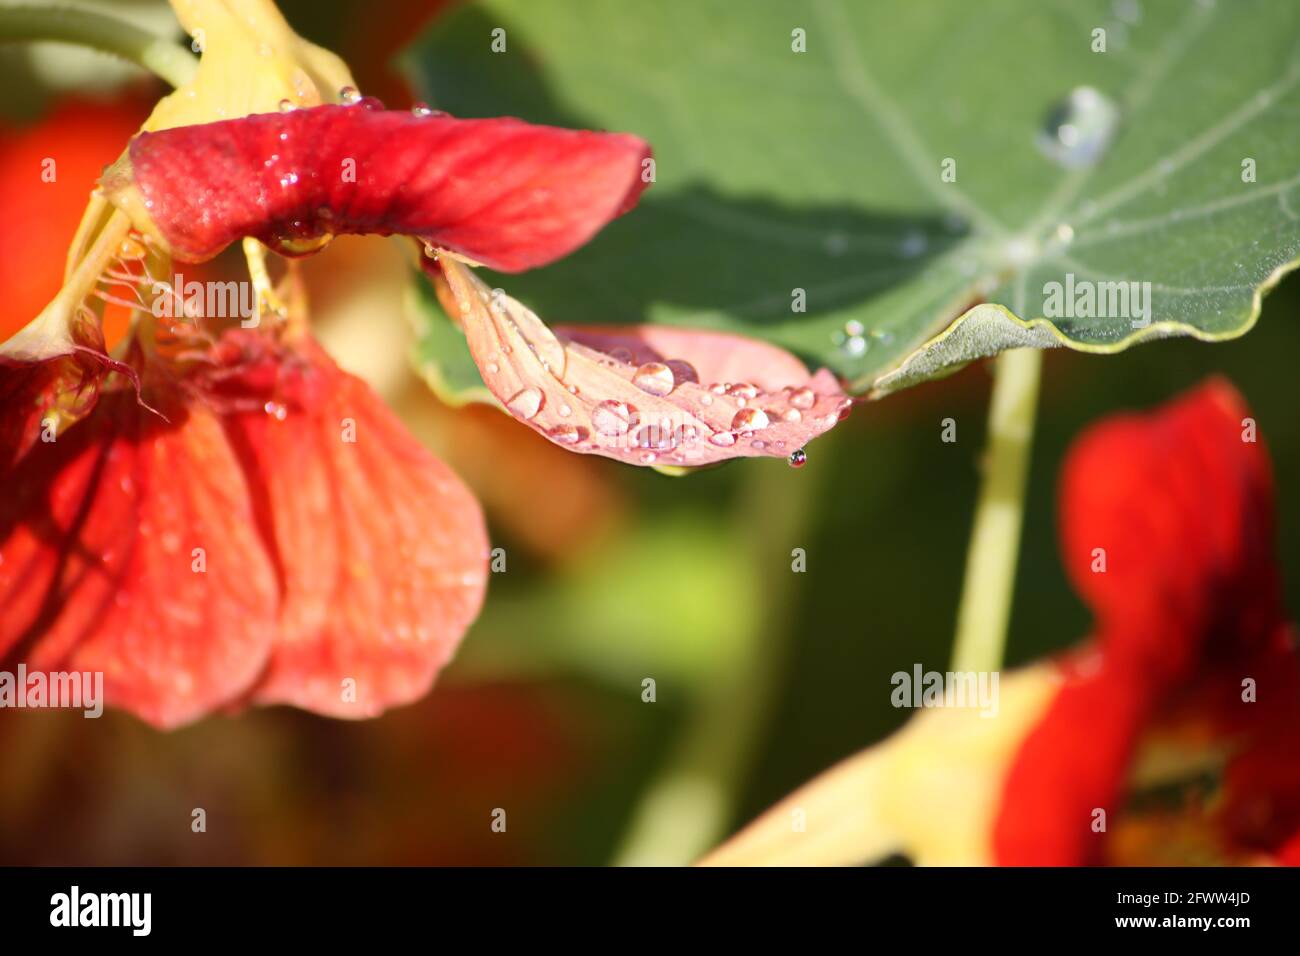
{"left": 1, "top": 0, "right": 1296, "bottom": 865}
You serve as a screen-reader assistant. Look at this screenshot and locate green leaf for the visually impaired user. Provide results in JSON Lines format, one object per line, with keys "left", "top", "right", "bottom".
{"left": 403, "top": 0, "right": 1300, "bottom": 397}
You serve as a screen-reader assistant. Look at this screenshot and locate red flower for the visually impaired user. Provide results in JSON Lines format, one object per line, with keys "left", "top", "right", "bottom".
{"left": 702, "top": 378, "right": 1300, "bottom": 866}
{"left": 995, "top": 378, "right": 1300, "bottom": 865}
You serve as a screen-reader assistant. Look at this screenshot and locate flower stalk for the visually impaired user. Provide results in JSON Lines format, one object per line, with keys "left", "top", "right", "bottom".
{"left": 950, "top": 347, "right": 1043, "bottom": 673}
{"left": 0, "top": 3, "right": 198, "bottom": 88}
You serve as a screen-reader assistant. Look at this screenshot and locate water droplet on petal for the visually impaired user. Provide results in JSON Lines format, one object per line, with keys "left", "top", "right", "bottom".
{"left": 634, "top": 422, "right": 676, "bottom": 451}
{"left": 339, "top": 86, "right": 362, "bottom": 104}
{"left": 782, "top": 408, "right": 803, "bottom": 423}
{"left": 278, "top": 98, "right": 297, "bottom": 112}
{"left": 411, "top": 102, "right": 434, "bottom": 117}
{"left": 788, "top": 448, "right": 808, "bottom": 468}
{"left": 708, "top": 432, "right": 736, "bottom": 447}
{"left": 665, "top": 359, "right": 699, "bottom": 385}
{"left": 592, "top": 400, "right": 636, "bottom": 436}
{"left": 263, "top": 401, "right": 288, "bottom": 421}
{"left": 726, "top": 382, "right": 759, "bottom": 399}
{"left": 547, "top": 424, "right": 583, "bottom": 444}
{"left": 788, "top": 387, "right": 816, "bottom": 410}
{"left": 632, "top": 362, "right": 676, "bottom": 396}
{"left": 731, "top": 408, "right": 769, "bottom": 432}
{"left": 506, "top": 387, "right": 544, "bottom": 420}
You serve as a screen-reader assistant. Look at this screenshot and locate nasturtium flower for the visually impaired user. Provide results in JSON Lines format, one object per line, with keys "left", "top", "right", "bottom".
{"left": 703, "top": 379, "right": 1300, "bottom": 866}
{"left": 1, "top": 0, "right": 851, "bottom": 727}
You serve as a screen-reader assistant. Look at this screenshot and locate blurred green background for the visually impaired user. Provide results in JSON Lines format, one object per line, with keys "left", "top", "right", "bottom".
{"left": 0, "top": 0, "right": 1295, "bottom": 865}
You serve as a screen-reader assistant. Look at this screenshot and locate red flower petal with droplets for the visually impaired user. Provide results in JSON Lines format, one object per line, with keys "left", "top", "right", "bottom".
{"left": 0, "top": 391, "right": 279, "bottom": 728}
{"left": 435, "top": 257, "right": 852, "bottom": 467}
{"left": 221, "top": 336, "right": 489, "bottom": 717}
{"left": 994, "top": 378, "right": 1297, "bottom": 865}
{"left": 103, "top": 104, "right": 651, "bottom": 272}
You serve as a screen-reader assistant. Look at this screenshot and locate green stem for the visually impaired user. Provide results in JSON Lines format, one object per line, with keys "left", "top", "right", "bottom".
{"left": 949, "top": 347, "right": 1043, "bottom": 673}
{"left": 0, "top": 3, "right": 197, "bottom": 88}
{"left": 611, "top": 456, "right": 825, "bottom": 866}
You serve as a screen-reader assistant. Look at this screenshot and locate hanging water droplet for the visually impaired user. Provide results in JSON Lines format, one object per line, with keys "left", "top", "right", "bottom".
{"left": 339, "top": 86, "right": 362, "bottom": 104}
{"left": 1037, "top": 86, "right": 1120, "bottom": 169}
{"left": 591, "top": 400, "right": 636, "bottom": 436}
{"left": 788, "top": 387, "right": 816, "bottom": 410}
{"left": 731, "top": 407, "right": 770, "bottom": 432}
{"left": 788, "top": 448, "right": 807, "bottom": 468}
{"left": 506, "top": 387, "right": 544, "bottom": 420}
{"left": 632, "top": 362, "right": 676, "bottom": 396}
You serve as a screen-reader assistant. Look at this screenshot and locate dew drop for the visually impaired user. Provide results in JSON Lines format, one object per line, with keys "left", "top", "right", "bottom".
{"left": 634, "top": 422, "right": 676, "bottom": 451}
{"left": 708, "top": 432, "right": 736, "bottom": 447}
{"left": 339, "top": 86, "right": 362, "bottom": 104}
{"left": 726, "top": 382, "right": 759, "bottom": 400}
{"left": 639, "top": 451, "right": 657, "bottom": 464}
{"left": 788, "top": 387, "right": 816, "bottom": 410}
{"left": 788, "top": 448, "right": 808, "bottom": 468}
{"left": 278, "top": 98, "right": 297, "bottom": 112}
{"left": 547, "top": 424, "right": 582, "bottom": 444}
{"left": 665, "top": 359, "right": 699, "bottom": 385}
{"left": 263, "top": 401, "right": 288, "bottom": 421}
{"left": 632, "top": 362, "right": 676, "bottom": 396}
{"left": 506, "top": 387, "right": 544, "bottom": 420}
{"left": 1036, "top": 86, "right": 1119, "bottom": 169}
{"left": 411, "top": 102, "right": 434, "bottom": 117}
{"left": 591, "top": 399, "right": 636, "bottom": 436}
{"left": 782, "top": 408, "right": 803, "bottom": 423}
{"left": 731, "top": 407, "right": 770, "bottom": 432}
{"left": 558, "top": 404, "right": 572, "bottom": 417}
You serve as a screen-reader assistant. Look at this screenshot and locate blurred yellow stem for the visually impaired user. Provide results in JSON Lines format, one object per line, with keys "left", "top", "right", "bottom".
{"left": 0, "top": 3, "right": 198, "bottom": 88}
{"left": 950, "top": 348, "right": 1042, "bottom": 673}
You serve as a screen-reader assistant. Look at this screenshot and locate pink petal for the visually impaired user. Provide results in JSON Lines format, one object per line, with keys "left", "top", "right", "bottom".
{"left": 103, "top": 104, "right": 651, "bottom": 273}
{"left": 435, "top": 257, "right": 851, "bottom": 467}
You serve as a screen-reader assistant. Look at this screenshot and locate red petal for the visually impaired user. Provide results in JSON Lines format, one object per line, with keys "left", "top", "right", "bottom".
{"left": 1058, "top": 378, "right": 1284, "bottom": 679}
{"left": 992, "top": 651, "right": 1155, "bottom": 864}
{"left": 106, "top": 104, "right": 651, "bottom": 272}
{"left": 0, "top": 392, "right": 279, "bottom": 728}
{"left": 225, "top": 336, "right": 489, "bottom": 717}
{"left": 437, "top": 257, "right": 851, "bottom": 467}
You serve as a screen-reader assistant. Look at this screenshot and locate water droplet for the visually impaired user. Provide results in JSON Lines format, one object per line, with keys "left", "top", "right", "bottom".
{"left": 632, "top": 362, "right": 676, "bottom": 396}
{"left": 263, "top": 401, "right": 288, "bottom": 421}
{"left": 899, "top": 230, "right": 928, "bottom": 258}
{"left": 635, "top": 422, "right": 676, "bottom": 450}
{"left": 506, "top": 387, "right": 543, "bottom": 420}
{"left": 731, "top": 407, "right": 770, "bottom": 432}
{"left": 1037, "top": 86, "right": 1120, "bottom": 169}
{"left": 709, "top": 432, "right": 736, "bottom": 447}
{"left": 782, "top": 408, "right": 803, "bottom": 423}
{"left": 485, "top": 362, "right": 499, "bottom": 374}
{"left": 700, "top": 393, "right": 714, "bottom": 407}
{"left": 751, "top": 439, "right": 766, "bottom": 450}
{"left": 788, "top": 448, "right": 808, "bottom": 468}
{"left": 411, "top": 102, "right": 434, "bottom": 117}
{"left": 841, "top": 335, "right": 867, "bottom": 357}
{"left": 547, "top": 424, "right": 582, "bottom": 444}
{"left": 592, "top": 400, "right": 637, "bottom": 436}
{"left": 675, "top": 424, "right": 700, "bottom": 446}
{"left": 726, "top": 382, "right": 759, "bottom": 399}
{"left": 278, "top": 98, "right": 297, "bottom": 112}
{"left": 788, "top": 387, "right": 816, "bottom": 410}
{"left": 339, "top": 86, "right": 362, "bottom": 104}
{"left": 666, "top": 359, "right": 699, "bottom": 385}
{"left": 638, "top": 451, "right": 657, "bottom": 464}
{"left": 558, "top": 404, "right": 572, "bottom": 417}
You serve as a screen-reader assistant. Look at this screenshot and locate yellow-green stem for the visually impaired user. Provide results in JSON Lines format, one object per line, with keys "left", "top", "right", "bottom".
{"left": 0, "top": 3, "right": 197, "bottom": 88}
{"left": 950, "top": 347, "right": 1043, "bottom": 673}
